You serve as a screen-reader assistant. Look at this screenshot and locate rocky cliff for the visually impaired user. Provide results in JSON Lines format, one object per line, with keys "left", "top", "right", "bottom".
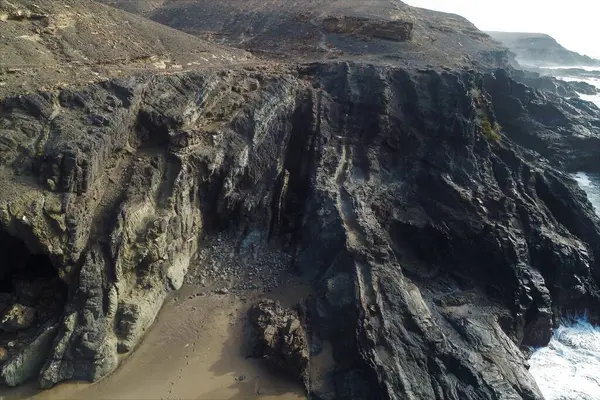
{"left": 487, "top": 31, "right": 600, "bottom": 67}
{"left": 2, "top": 1, "right": 600, "bottom": 399}
{"left": 0, "top": 60, "right": 600, "bottom": 398}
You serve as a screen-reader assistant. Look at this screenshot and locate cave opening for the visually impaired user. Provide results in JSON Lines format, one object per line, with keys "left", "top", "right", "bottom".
{"left": 0, "top": 230, "right": 67, "bottom": 341}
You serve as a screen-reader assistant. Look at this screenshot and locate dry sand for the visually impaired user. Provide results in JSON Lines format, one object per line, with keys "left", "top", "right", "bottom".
{"left": 0, "top": 284, "right": 309, "bottom": 400}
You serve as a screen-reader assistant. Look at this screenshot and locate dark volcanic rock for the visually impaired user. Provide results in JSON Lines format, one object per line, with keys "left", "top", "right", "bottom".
{"left": 3, "top": 2, "right": 600, "bottom": 399}
{"left": 322, "top": 16, "right": 414, "bottom": 42}
{"left": 246, "top": 300, "right": 309, "bottom": 382}
{"left": 568, "top": 81, "right": 599, "bottom": 95}
{"left": 98, "top": 0, "right": 511, "bottom": 68}
{"left": 1, "top": 58, "right": 600, "bottom": 399}
{"left": 484, "top": 69, "right": 600, "bottom": 172}
{"left": 510, "top": 69, "right": 580, "bottom": 97}
{"left": 509, "top": 70, "right": 599, "bottom": 98}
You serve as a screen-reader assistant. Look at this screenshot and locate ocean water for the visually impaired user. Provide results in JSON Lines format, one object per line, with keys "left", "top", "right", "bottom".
{"left": 554, "top": 66, "right": 600, "bottom": 108}
{"left": 579, "top": 92, "right": 600, "bottom": 109}
{"left": 544, "top": 65, "right": 600, "bottom": 72}
{"left": 529, "top": 317, "right": 600, "bottom": 400}
{"left": 574, "top": 172, "right": 600, "bottom": 215}
{"left": 529, "top": 172, "right": 600, "bottom": 400}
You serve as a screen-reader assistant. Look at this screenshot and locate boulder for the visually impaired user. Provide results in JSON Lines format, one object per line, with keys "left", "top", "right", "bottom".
{"left": 1, "top": 323, "right": 58, "bottom": 387}
{"left": 0, "top": 303, "right": 37, "bottom": 332}
{"left": 0, "top": 347, "right": 8, "bottom": 361}
{"left": 247, "top": 300, "right": 309, "bottom": 382}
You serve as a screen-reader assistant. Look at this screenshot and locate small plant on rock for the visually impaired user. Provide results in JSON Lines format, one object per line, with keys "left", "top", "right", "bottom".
{"left": 479, "top": 115, "right": 501, "bottom": 141}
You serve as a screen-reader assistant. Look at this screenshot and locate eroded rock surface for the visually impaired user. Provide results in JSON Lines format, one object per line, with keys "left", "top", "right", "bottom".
{"left": 0, "top": 0, "right": 250, "bottom": 97}
{"left": 98, "top": 0, "right": 511, "bottom": 68}
{"left": 1, "top": 1, "right": 600, "bottom": 396}
{"left": 322, "top": 16, "right": 414, "bottom": 42}
{"left": 247, "top": 299, "right": 309, "bottom": 382}
{"left": 0, "top": 61, "right": 599, "bottom": 399}
{"left": 0, "top": 304, "right": 36, "bottom": 332}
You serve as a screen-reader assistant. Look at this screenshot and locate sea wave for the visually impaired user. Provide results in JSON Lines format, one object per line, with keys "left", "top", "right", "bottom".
{"left": 543, "top": 65, "right": 600, "bottom": 72}
{"left": 579, "top": 93, "right": 600, "bottom": 108}
{"left": 558, "top": 76, "right": 600, "bottom": 88}
{"left": 529, "top": 317, "right": 600, "bottom": 400}
{"left": 529, "top": 173, "right": 600, "bottom": 399}
{"left": 556, "top": 76, "right": 600, "bottom": 107}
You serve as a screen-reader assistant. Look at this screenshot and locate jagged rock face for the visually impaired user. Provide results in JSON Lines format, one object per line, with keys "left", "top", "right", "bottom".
{"left": 294, "top": 64, "right": 600, "bottom": 399}
{"left": 247, "top": 300, "right": 309, "bottom": 382}
{"left": 1, "top": 62, "right": 600, "bottom": 399}
{"left": 484, "top": 69, "right": 600, "bottom": 173}
{"left": 510, "top": 69, "right": 584, "bottom": 98}
{"left": 322, "top": 16, "right": 414, "bottom": 42}
{"left": 567, "top": 81, "right": 599, "bottom": 95}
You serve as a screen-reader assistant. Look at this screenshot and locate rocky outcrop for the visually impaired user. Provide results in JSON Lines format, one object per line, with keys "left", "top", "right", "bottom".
{"left": 484, "top": 69, "right": 600, "bottom": 172}
{"left": 1, "top": 61, "right": 600, "bottom": 400}
{"left": 2, "top": 323, "right": 58, "bottom": 387}
{"left": 322, "top": 16, "right": 413, "bottom": 42}
{"left": 568, "top": 81, "right": 599, "bottom": 95}
{"left": 508, "top": 69, "right": 599, "bottom": 98}
{"left": 246, "top": 300, "right": 309, "bottom": 382}
{"left": 510, "top": 69, "right": 580, "bottom": 97}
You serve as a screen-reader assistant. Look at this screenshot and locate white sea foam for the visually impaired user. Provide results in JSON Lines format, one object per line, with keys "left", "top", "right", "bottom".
{"left": 556, "top": 72, "right": 600, "bottom": 107}
{"left": 574, "top": 172, "right": 600, "bottom": 214}
{"left": 558, "top": 76, "right": 600, "bottom": 88}
{"left": 529, "top": 317, "right": 600, "bottom": 400}
{"left": 529, "top": 173, "right": 600, "bottom": 399}
{"left": 542, "top": 65, "right": 600, "bottom": 72}
{"left": 580, "top": 93, "right": 600, "bottom": 108}
{"left": 574, "top": 171, "right": 593, "bottom": 188}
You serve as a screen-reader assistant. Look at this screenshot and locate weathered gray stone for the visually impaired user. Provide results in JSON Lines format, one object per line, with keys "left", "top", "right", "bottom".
{"left": 1, "top": 323, "right": 58, "bottom": 387}
{"left": 247, "top": 300, "right": 309, "bottom": 382}
{"left": 0, "top": 304, "right": 37, "bottom": 332}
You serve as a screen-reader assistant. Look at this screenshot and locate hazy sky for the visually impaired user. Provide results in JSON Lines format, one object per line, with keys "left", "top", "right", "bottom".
{"left": 403, "top": 0, "right": 599, "bottom": 58}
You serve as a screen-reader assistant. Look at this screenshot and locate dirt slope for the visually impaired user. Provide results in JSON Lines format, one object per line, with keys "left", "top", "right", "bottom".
{"left": 0, "top": 0, "right": 250, "bottom": 96}
{"left": 98, "top": 0, "right": 511, "bottom": 68}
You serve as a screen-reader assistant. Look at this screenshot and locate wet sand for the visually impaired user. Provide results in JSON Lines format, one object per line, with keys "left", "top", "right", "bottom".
{"left": 0, "top": 284, "right": 307, "bottom": 400}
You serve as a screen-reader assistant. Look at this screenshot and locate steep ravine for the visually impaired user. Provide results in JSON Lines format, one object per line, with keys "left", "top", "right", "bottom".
{"left": 1, "top": 62, "right": 600, "bottom": 399}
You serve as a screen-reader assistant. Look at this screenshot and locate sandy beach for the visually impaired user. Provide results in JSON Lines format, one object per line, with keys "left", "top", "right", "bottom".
{"left": 0, "top": 284, "right": 307, "bottom": 400}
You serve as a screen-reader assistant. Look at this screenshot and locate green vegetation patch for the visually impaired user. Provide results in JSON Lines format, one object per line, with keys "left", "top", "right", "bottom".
{"left": 481, "top": 117, "right": 502, "bottom": 141}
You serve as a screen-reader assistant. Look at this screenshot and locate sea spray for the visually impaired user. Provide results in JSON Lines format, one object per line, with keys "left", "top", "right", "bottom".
{"left": 556, "top": 66, "right": 600, "bottom": 107}
{"left": 529, "top": 173, "right": 600, "bottom": 399}
{"left": 529, "top": 316, "right": 600, "bottom": 400}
